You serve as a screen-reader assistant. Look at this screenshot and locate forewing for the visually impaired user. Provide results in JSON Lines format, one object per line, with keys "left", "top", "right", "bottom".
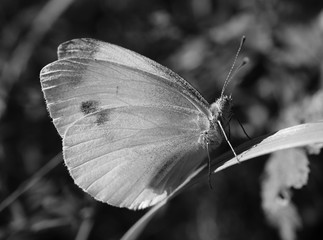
{"left": 58, "top": 38, "right": 209, "bottom": 109}
{"left": 64, "top": 105, "right": 209, "bottom": 209}
{"left": 40, "top": 38, "right": 210, "bottom": 137}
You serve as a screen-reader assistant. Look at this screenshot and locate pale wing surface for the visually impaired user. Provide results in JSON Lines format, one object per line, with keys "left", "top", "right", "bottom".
{"left": 58, "top": 38, "right": 209, "bottom": 110}
{"left": 41, "top": 57, "right": 211, "bottom": 137}
{"left": 64, "top": 105, "right": 208, "bottom": 209}
{"left": 40, "top": 39, "right": 210, "bottom": 137}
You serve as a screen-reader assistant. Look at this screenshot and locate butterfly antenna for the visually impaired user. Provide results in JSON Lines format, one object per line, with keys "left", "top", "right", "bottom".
{"left": 206, "top": 143, "right": 213, "bottom": 189}
{"left": 221, "top": 36, "right": 246, "bottom": 98}
{"left": 235, "top": 116, "right": 251, "bottom": 140}
{"left": 217, "top": 120, "right": 240, "bottom": 163}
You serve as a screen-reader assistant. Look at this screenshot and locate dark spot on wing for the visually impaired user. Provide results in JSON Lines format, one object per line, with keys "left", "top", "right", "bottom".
{"left": 58, "top": 41, "right": 72, "bottom": 59}
{"left": 58, "top": 38, "right": 99, "bottom": 59}
{"left": 80, "top": 100, "right": 100, "bottom": 115}
{"left": 48, "top": 58, "right": 90, "bottom": 88}
{"left": 95, "top": 110, "right": 110, "bottom": 125}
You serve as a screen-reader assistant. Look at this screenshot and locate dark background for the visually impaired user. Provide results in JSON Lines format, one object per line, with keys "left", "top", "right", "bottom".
{"left": 1, "top": 0, "right": 323, "bottom": 239}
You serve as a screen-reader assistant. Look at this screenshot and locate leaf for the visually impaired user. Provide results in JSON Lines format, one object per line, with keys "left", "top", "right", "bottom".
{"left": 121, "top": 122, "right": 323, "bottom": 240}
{"left": 258, "top": 91, "right": 323, "bottom": 240}
{"left": 261, "top": 149, "right": 309, "bottom": 240}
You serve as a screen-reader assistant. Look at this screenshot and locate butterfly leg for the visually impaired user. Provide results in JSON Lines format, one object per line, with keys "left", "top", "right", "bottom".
{"left": 217, "top": 120, "right": 240, "bottom": 163}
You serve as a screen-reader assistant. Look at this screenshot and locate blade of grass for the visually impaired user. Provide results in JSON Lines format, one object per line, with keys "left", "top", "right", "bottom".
{"left": 0, "top": 0, "right": 75, "bottom": 118}
{"left": 0, "top": 153, "right": 62, "bottom": 212}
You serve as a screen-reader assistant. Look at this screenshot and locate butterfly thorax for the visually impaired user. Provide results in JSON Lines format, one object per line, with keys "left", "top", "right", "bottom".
{"left": 200, "top": 95, "right": 233, "bottom": 147}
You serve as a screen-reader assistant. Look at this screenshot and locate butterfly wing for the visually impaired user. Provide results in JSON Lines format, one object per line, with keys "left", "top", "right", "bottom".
{"left": 57, "top": 38, "right": 209, "bottom": 110}
{"left": 41, "top": 38, "right": 210, "bottom": 136}
{"left": 40, "top": 38, "right": 213, "bottom": 209}
{"left": 64, "top": 105, "right": 208, "bottom": 209}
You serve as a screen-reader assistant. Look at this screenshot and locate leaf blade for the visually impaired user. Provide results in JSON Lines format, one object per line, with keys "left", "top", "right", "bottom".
{"left": 121, "top": 122, "right": 323, "bottom": 240}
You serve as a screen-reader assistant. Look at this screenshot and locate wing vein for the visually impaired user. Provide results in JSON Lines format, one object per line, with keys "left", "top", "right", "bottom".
{"left": 68, "top": 131, "right": 198, "bottom": 169}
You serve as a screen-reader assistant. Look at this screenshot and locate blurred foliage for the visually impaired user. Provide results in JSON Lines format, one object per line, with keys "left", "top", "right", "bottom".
{"left": 1, "top": 0, "right": 323, "bottom": 239}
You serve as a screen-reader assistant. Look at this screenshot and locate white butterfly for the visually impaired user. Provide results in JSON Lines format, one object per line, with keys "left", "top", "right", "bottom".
{"left": 40, "top": 38, "right": 235, "bottom": 210}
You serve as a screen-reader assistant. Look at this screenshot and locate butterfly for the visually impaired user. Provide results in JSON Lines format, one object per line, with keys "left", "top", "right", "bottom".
{"left": 40, "top": 38, "right": 242, "bottom": 210}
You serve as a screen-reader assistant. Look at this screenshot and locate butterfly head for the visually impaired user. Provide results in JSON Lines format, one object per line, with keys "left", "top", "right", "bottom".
{"left": 210, "top": 95, "right": 233, "bottom": 124}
